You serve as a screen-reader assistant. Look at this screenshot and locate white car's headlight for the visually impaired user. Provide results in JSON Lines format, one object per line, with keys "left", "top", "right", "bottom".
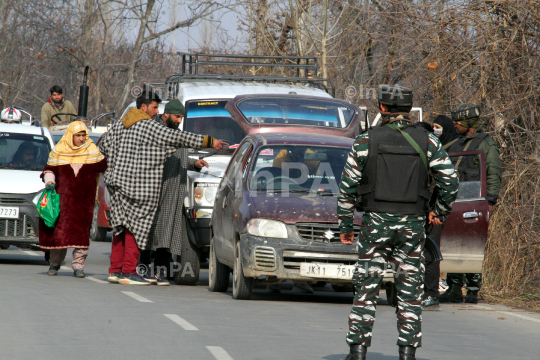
{"left": 247, "top": 219, "right": 288, "bottom": 239}
{"left": 194, "top": 183, "right": 219, "bottom": 206}
{"left": 32, "top": 189, "right": 45, "bottom": 205}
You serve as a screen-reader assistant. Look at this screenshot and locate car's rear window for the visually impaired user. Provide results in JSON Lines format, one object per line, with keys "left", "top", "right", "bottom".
{"left": 0, "top": 132, "right": 51, "bottom": 170}
{"left": 237, "top": 98, "right": 355, "bottom": 128}
{"left": 248, "top": 145, "right": 349, "bottom": 194}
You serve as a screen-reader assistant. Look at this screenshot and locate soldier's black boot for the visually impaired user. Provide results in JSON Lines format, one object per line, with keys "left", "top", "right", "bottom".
{"left": 344, "top": 345, "right": 367, "bottom": 360}
{"left": 464, "top": 290, "right": 479, "bottom": 304}
{"left": 439, "top": 283, "right": 463, "bottom": 303}
{"left": 399, "top": 345, "right": 416, "bottom": 360}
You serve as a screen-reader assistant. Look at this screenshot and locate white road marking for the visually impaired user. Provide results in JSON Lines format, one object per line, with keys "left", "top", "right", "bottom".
{"left": 86, "top": 276, "right": 108, "bottom": 284}
{"left": 121, "top": 291, "right": 153, "bottom": 303}
{"left": 474, "top": 305, "right": 540, "bottom": 323}
{"left": 164, "top": 314, "right": 199, "bottom": 330}
{"left": 206, "top": 346, "right": 234, "bottom": 360}
{"left": 21, "top": 250, "right": 40, "bottom": 256}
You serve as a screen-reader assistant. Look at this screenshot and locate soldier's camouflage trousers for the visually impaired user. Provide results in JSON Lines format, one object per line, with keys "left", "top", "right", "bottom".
{"left": 446, "top": 273, "right": 482, "bottom": 291}
{"left": 346, "top": 213, "right": 425, "bottom": 348}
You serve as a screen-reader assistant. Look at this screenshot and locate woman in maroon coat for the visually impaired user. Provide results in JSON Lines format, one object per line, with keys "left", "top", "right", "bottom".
{"left": 39, "top": 121, "right": 107, "bottom": 278}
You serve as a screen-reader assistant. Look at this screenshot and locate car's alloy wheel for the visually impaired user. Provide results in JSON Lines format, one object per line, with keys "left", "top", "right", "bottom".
{"left": 232, "top": 241, "right": 253, "bottom": 300}
{"left": 209, "top": 238, "right": 230, "bottom": 292}
{"left": 90, "top": 204, "right": 107, "bottom": 242}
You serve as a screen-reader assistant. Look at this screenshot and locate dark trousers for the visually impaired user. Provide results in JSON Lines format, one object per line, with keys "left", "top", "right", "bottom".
{"left": 424, "top": 224, "right": 443, "bottom": 297}
{"left": 139, "top": 248, "right": 170, "bottom": 273}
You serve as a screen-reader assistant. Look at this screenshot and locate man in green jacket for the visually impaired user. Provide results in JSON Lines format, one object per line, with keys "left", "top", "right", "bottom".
{"left": 439, "top": 103, "right": 502, "bottom": 304}
{"left": 41, "top": 85, "right": 77, "bottom": 129}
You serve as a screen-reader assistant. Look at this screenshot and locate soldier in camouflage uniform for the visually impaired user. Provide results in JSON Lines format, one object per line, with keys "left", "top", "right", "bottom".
{"left": 338, "top": 85, "right": 459, "bottom": 360}
{"left": 439, "top": 103, "right": 501, "bottom": 304}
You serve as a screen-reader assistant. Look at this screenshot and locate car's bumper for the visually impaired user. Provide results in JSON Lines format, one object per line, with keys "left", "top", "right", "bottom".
{"left": 186, "top": 207, "right": 212, "bottom": 249}
{"left": 239, "top": 233, "right": 358, "bottom": 284}
{"left": 0, "top": 193, "right": 40, "bottom": 248}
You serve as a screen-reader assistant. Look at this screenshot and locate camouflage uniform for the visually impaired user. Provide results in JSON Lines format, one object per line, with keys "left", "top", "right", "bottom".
{"left": 338, "top": 114, "right": 458, "bottom": 348}
{"left": 446, "top": 126, "right": 501, "bottom": 291}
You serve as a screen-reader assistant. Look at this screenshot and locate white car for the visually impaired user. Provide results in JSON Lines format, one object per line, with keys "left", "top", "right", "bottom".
{"left": 0, "top": 123, "right": 54, "bottom": 259}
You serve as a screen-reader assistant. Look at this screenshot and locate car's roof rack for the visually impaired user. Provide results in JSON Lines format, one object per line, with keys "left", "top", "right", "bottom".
{"left": 165, "top": 53, "right": 335, "bottom": 97}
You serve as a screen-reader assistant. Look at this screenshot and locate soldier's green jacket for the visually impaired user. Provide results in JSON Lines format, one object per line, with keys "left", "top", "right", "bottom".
{"left": 451, "top": 127, "right": 501, "bottom": 202}
{"left": 338, "top": 116, "right": 459, "bottom": 234}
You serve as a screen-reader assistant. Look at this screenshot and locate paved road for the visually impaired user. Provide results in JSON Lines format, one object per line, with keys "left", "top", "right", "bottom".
{"left": 1, "top": 239, "right": 539, "bottom": 360}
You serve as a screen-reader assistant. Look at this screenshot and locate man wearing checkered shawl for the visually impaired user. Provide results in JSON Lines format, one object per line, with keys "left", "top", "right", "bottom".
{"left": 98, "top": 92, "right": 225, "bottom": 285}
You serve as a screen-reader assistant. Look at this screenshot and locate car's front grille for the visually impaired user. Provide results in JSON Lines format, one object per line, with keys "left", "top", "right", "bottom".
{"left": 0, "top": 215, "right": 36, "bottom": 238}
{"left": 296, "top": 223, "right": 360, "bottom": 243}
{"left": 0, "top": 197, "right": 31, "bottom": 205}
{"left": 254, "top": 246, "right": 276, "bottom": 271}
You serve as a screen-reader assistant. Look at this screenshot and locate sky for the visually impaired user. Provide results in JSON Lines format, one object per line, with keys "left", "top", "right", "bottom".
{"left": 163, "top": 2, "right": 246, "bottom": 54}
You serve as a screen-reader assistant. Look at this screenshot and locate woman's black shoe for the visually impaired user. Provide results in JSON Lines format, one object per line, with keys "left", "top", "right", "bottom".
{"left": 344, "top": 345, "right": 367, "bottom": 360}
{"left": 48, "top": 265, "right": 60, "bottom": 276}
{"left": 74, "top": 269, "right": 85, "bottom": 278}
{"left": 399, "top": 345, "right": 416, "bottom": 360}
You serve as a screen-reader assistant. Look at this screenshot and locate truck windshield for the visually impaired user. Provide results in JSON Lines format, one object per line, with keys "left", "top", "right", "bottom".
{"left": 185, "top": 100, "right": 245, "bottom": 145}
{"left": 237, "top": 98, "right": 355, "bottom": 128}
{"left": 248, "top": 145, "right": 349, "bottom": 194}
{"left": 0, "top": 133, "right": 51, "bottom": 170}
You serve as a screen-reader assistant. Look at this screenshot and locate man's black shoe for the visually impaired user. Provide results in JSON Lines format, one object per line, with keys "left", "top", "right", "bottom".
{"left": 156, "top": 269, "right": 170, "bottom": 286}
{"left": 439, "top": 283, "right": 463, "bottom": 303}
{"left": 344, "top": 344, "right": 367, "bottom": 360}
{"left": 464, "top": 290, "right": 479, "bottom": 304}
{"left": 48, "top": 265, "right": 60, "bottom": 276}
{"left": 399, "top": 345, "right": 416, "bottom": 360}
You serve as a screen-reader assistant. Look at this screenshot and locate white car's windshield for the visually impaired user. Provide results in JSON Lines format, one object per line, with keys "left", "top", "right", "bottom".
{"left": 185, "top": 100, "right": 245, "bottom": 145}
{"left": 0, "top": 132, "right": 51, "bottom": 170}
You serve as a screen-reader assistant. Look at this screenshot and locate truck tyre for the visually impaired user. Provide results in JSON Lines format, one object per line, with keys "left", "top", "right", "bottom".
{"left": 386, "top": 283, "right": 398, "bottom": 307}
{"left": 232, "top": 241, "right": 253, "bottom": 300}
{"left": 90, "top": 204, "right": 108, "bottom": 242}
{"left": 209, "top": 238, "right": 230, "bottom": 292}
{"left": 174, "top": 231, "right": 200, "bottom": 286}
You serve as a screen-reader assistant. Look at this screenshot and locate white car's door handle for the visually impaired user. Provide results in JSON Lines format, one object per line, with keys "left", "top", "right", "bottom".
{"left": 463, "top": 211, "right": 479, "bottom": 219}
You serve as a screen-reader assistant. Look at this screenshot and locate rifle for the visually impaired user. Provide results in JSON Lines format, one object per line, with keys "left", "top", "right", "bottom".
{"left": 424, "top": 215, "right": 446, "bottom": 263}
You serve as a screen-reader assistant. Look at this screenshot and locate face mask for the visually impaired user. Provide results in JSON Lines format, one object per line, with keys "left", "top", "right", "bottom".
{"left": 434, "top": 128, "right": 442, "bottom": 137}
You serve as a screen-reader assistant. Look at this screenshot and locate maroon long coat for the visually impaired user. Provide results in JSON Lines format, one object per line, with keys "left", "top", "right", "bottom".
{"left": 39, "top": 159, "right": 107, "bottom": 249}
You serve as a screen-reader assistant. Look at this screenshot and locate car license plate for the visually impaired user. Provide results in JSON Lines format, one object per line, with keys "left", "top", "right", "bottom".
{"left": 0, "top": 206, "right": 19, "bottom": 219}
{"left": 300, "top": 263, "right": 355, "bottom": 280}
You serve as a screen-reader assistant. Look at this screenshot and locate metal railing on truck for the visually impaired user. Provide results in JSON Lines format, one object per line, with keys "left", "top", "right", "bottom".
{"left": 165, "top": 53, "right": 335, "bottom": 97}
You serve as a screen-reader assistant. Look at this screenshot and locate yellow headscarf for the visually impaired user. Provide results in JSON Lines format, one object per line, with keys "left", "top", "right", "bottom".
{"left": 47, "top": 121, "right": 104, "bottom": 166}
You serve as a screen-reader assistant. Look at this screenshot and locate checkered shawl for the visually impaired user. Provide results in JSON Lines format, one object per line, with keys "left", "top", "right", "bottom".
{"left": 98, "top": 119, "right": 204, "bottom": 249}
{"left": 149, "top": 119, "right": 199, "bottom": 255}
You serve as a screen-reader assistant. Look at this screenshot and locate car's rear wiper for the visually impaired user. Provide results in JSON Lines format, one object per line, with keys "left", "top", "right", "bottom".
{"left": 266, "top": 189, "right": 311, "bottom": 194}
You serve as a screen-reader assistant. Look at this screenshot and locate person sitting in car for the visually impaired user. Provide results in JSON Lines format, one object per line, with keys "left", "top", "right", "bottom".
{"left": 11, "top": 142, "right": 37, "bottom": 169}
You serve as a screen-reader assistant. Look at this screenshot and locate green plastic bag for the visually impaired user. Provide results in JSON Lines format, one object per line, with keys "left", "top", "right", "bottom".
{"left": 36, "top": 189, "right": 60, "bottom": 227}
